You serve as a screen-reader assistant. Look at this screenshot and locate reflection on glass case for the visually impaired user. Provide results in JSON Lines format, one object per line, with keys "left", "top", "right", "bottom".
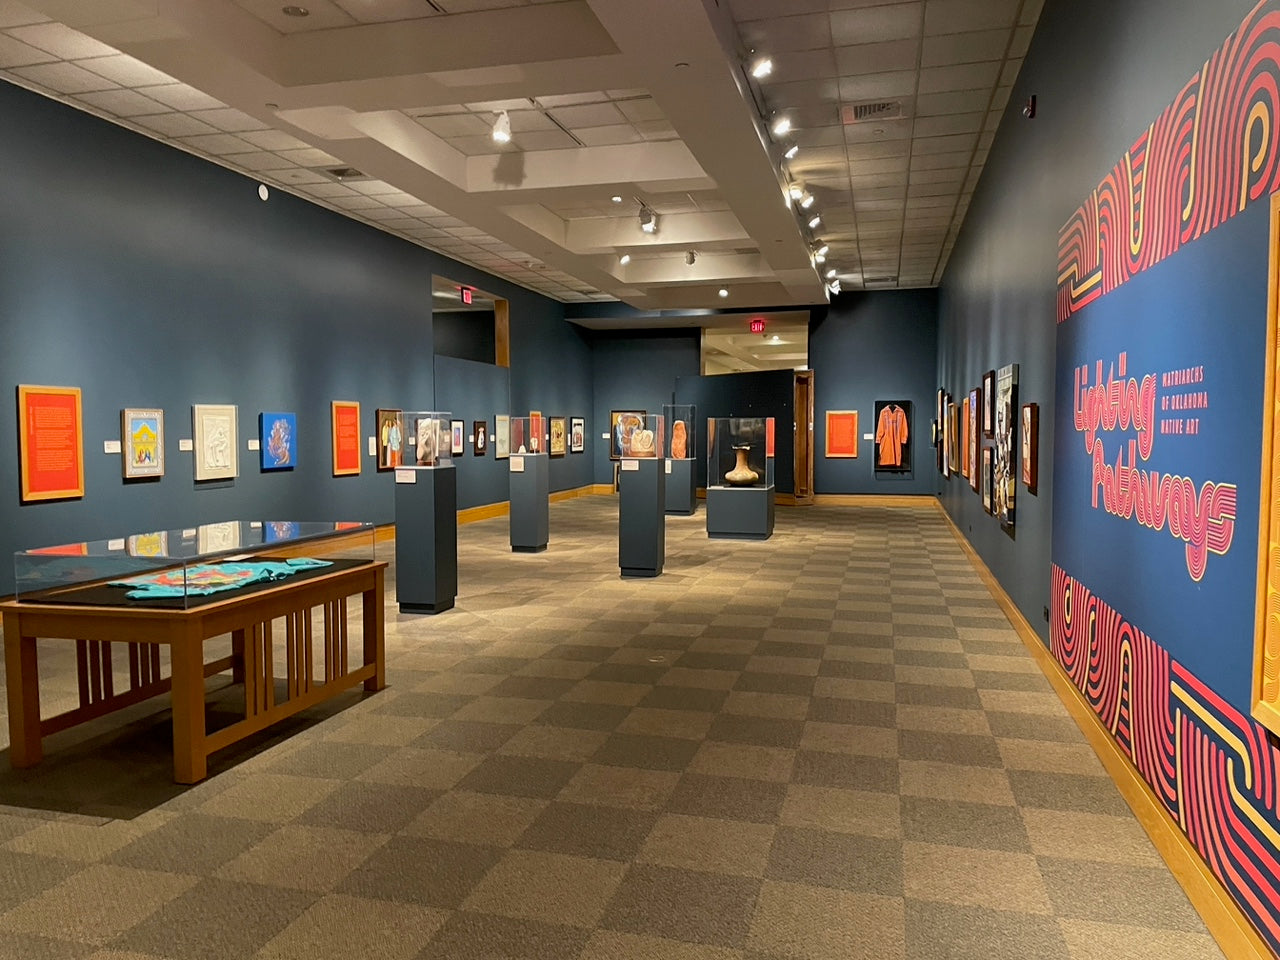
{"left": 617, "top": 414, "right": 664, "bottom": 460}
{"left": 506, "top": 416, "right": 548, "bottom": 456}
{"left": 401, "top": 411, "right": 453, "bottom": 468}
{"left": 14, "top": 521, "right": 376, "bottom": 610}
{"left": 708, "top": 417, "right": 775, "bottom": 488}
{"left": 662, "top": 404, "right": 695, "bottom": 459}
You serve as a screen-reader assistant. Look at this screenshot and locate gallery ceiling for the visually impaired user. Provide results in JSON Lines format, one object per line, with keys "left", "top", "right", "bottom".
{"left": 0, "top": 0, "right": 1041, "bottom": 310}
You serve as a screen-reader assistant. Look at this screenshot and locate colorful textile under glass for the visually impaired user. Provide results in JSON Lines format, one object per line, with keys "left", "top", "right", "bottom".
{"left": 110, "top": 557, "right": 332, "bottom": 599}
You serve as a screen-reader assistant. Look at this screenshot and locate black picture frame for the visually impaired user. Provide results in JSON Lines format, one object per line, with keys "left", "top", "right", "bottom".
{"left": 873, "top": 400, "right": 912, "bottom": 474}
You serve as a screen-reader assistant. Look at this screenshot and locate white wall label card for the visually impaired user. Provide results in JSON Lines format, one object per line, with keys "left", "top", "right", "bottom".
{"left": 395, "top": 468, "right": 417, "bottom": 484}
{"left": 249, "top": 521, "right": 262, "bottom": 529}
{"left": 103, "top": 439, "right": 121, "bottom": 455}
{"left": 182, "top": 528, "right": 197, "bottom": 538}
{"left": 621, "top": 459, "right": 639, "bottom": 471}
{"left": 863, "top": 433, "right": 873, "bottom": 441}
{"left": 179, "top": 438, "right": 194, "bottom": 452}
{"left": 247, "top": 439, "right": 260, "bottom": 451}
{"left": 665, "top": 460, "right": 672, "bottom": 474}
{"left": 107, "top": 538, "right": 125, "bottom": 551}
{"left": 368, "top": 436, "right": 377, "bottom": 457}
{"left": 602, "top": 432, "right": 610, "bottom": 439}
{"left": 510, "top": 456, "right": 525, "bottom": 473}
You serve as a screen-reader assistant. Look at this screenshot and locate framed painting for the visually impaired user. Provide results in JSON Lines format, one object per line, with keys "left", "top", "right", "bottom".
{"left": 982, "top": 447, "right": 994, "bottom": 513}
{"left": 331, "top": 401, "right": 361, "bottom": 476}
{"left": 495, "top": 414, "right": 510, "bottom": 459}
{"left": 549, "top": 416, "right": 567, "bottom": 457}
{"left": 1021, "top": 402, "right": 1039, "bottom": 493}
{"left": 610, "top": 410, "right": 645, "bottom": 460}
{"left": 473, "top": 420, "right": 488, "bottom": 457}
{"left": 451, "top": 419, "right": 465, "bottom": 456}
{"left": 376, "top": 408, "right": 405, "bottom": 470}
{"left": 947, "top": 401, "right": 960, "bottom": 475}
{"left": 570, "top": 416, "right": 585, "bottom": 453}
{"left": 825, "top": 410, "right": 859, "bottom": 458}
{"left": 967, "top": 388, "right": 980, "bottom": 491}
{"left": 529, "top": 410, "right": 543, "bottom": 453}
{"left": 192, "top": 403, "right": 238, "bottom": 481}
{"left": 18, "top": 385, "right": 84, "bottom": 502}
{"left": 982, "top": 370, "right": 996, "bottom": 436}
{"left": 994, "top": 363, "right": 1019, "bottom": 535}
{"left": 259, "top": 412, "right": 297, "bottom": 471}
{"left": 935, "top": 388, "right": 945, "bottom": 444}
{"left": 959, "top": 396, "right": 970, "bottom": 478}
{"left": 122, "top": 407, "right": 164, "bottom": 479}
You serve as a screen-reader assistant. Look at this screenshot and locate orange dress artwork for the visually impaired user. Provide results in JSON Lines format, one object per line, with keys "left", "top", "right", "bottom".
{"left": 875, "top": 404, "right": 908, "bottom": 467}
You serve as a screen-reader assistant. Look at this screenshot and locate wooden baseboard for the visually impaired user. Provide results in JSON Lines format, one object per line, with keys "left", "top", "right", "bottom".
{"left": 813, "top": 494, "right": 938, "bottom": 509}
{"left": 936, "top": 504, "right": 1272, "bottom": 960}
{"left": 457, "top": 501, "right": 510, "bottom": 525}
{"left": 550, "top": 484, "right": 608, "bottom": 503}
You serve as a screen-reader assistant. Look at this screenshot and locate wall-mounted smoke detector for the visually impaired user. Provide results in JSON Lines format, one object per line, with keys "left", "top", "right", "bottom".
{"left": 841, "top": 101, "right": 902, "bottom": 124}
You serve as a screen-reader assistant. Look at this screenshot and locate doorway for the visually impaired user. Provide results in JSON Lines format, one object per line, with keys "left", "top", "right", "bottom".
{"left": 794, "top": 370, "right": 814, "bottom": 504}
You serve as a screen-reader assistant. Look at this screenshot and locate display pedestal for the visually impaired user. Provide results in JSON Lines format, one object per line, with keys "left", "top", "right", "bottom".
{"left": 706, "top": 484, "right": 775, "bottom": 540}
{"left": 394, "top": 467, "right": 458, "bottom": 613}
{"left": 618, "top": 458, "right": 665, "bottom": 577}
{"left": 664, "top": 458, "right": 697, "bottom": 515}
{"left": 509, "top": 454, "right": 549, "bottom": 553}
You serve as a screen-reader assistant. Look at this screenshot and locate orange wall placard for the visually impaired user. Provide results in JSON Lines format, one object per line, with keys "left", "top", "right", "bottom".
{"left": 825, "top": 410, "right": 859, "bottom": 458}
{"left": 18, "top": 385, "right": 84, "bottom": 502}
{"left": 331, "top": 401, "right": 361, "bottom": 476}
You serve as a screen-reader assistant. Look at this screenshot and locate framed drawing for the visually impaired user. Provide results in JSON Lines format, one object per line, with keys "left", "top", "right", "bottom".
{"left": 495, "top": 414, "right": 510, "bottom": 459}
{"left": 474, "top": 420, "right": 488, "bottom": 457}
{"left": 331, "top": 401, "right": 361, "bottom": 476}
{"left": 122, "top": 407, "right": 164, "bottom": 479}
{"left": 959, "top": 396, "right": 970, "bottom": 478}
{"left": 982, "top": 447, "right": 994, "bottom": 513}
{"left": 549, "top": 416, "right": 567, "bottom": 457}
{"left": 947, "top": 401, "right": 960, "bottom": 475}
{"left": 967, "top": 388, "right": 980, "bottom": 491}
{"left": 529, "top": 410, "right": 544, "bottom": 453}
{"left": 18, "top": 385, "right": 84, "bottom": 502}
{"left": 610, "top": 410, "right": 645, "bottom": 460}
{"left": 825, "top": 410, "right": 859, "bottom": 458}
{"left": 994, "top": 363, "right": 1019, "bottom": 535}
{"left": 376, "top": 408, "right": 404, "bottom": 470}
{"left": 982, "top": 370, "right": 995, "bottom": 436}
{"left": 450, "top": 419, "right": 465, "bottom": 456}
{"left": 570, "top": 417, "right": 585, "bottom": 453}
{"left": 873, "top": 401, "right": 910, "bottom": 472}
{"left": 259, "top": 412, "right": 297, "bottom": 471}
{"left": 1021, "top": 402, "right": 1039, "bottom": 494}
{"left": 192, "top": 403, "right": 238, "bottom": 481}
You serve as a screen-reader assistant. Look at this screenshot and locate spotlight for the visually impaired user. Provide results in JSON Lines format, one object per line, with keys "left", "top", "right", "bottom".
{"left": 771, "top": 115, "right": 792, "bottom": 137}
{"left": 788, "top": 185, "right": 804, "bottom": 200}
{"left": 826, "top": 268, "right": 837, "bottom": 279}
{"left": 638, "top": 206, "right": 658, "bottom": 233}
{"left": 808, "top": 214, "right": 821, "bottom": 229}
{"left": 814, "top": 253, "right": 826, "bottom": 264}
{"left": 685, "top": 250, "right": 697, "bottom": 265}
{"left": 619, "top": 254, "right": 631, "bottom": 266}
{"left": 611, "top": 195, "right": 623, "bottom": 203}
{"left": 491, "top": 110, "right": 511, "bottom": 143}
{"left": 750, "top": 56, "right": 773, "bottom": 79}
{"left": 718, "top": 288, "right": 729, "bottom": 298}
{"left": 814, "top": 244, "right": 829, "bottom": 257}
{"left": 784, "top": 144, "right": 799, "bottom": 159}
{"left": 799, "top": 193, "right": 814, "bottom": 209}
{"left": 828, "top": 279, "right": 841, "bottom": 295}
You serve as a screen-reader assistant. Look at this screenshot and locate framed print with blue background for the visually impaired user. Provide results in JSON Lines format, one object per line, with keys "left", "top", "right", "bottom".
{"left": 259, "top": 412, "right": 297, "bottom": 471}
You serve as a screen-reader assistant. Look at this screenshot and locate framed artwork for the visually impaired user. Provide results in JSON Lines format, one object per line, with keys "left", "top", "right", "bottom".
{"left": 414, "top": 416, "right": 441, "bottom": 465}
{"left": 947, "top": 401, "right": 960, "bottom": 475}
{"left": 549, "top": 416, "right": 567, "bottom": 457}
{"left": 982, "top": 370, "right": 996, "bottom": 436}
{"left": 994, "top": 363, "right": 1019, "bottom": 535}
{"left": 259, "top": 412, "right": 297, "bottom": 471}
{"left": 474, "top": 420, "right": 488, "bottom": 457}
{"left": 192, "top": 403, "right": 238, "bottom": 481}
{"left": 873, "top": 401, "right": 911, "bottom": 472}
{"left": 495, "top": 414, "right": 510, "bottom": 459}
{"left": 331, "top": 401, "right": 361, "bottom": 476}
{"left": 376, "top": 408, "right": 405, "bottom": 470}
{"left": 570, "top": 416, "right": 585, "bottom": 453}
{"left": 610, "top": 410, "right": 645, "bottom": 460}
{"left": 197, "top": 520, "right": 241, "bottom": 554}
{"left": 122, "top": 407, "right": 164, "bottom": 479}
{"left": 529, "top": 410, "right": 543, "bottom": 453}
{"left": 935, "top": 388, "right": 945, "bottom": 444}
{"left": 982, "top": 447, "right": 994, "bottom": 513}
{"left": 18, "top": 385, "right": 84, "bottom": 502}
{"left": 959, "top": 396, "right": 970, "bottom": 478}
{"left": 451, "top": 419, "right": 465, "bottom": 456}
{"left": 1021, "top": 402, "right": 1039, "bottom": 493}
{"left": 967, "top": 388, "right": 980, "bottom": 491}
{"left": 824, "top": 410, "right": 859, "bottom": 458}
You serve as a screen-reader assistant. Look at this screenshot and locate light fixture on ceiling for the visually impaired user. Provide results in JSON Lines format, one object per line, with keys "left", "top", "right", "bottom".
{"left": 282, "top": 5, "right": 309, "bottom": 16}
{"left": 750, "top": 55, "right": 773, "bottom": 79}
{"left": 491, "top": 110, "right": 512, "bottom": 144}
{"left": 808, "top": 214, "right": 822, "bottom": 229}
{"left": 826, "top": 268, "right": 837, "bottom": 279}
{"left": 770, "top": 334, "right": 781, "bottom": 343}
{"left": 639, "top": 205, "right": 658, "bottom": 234}
{"left": 619, "top": 254, "right": 631, "bottom": 266}
{"left": 799, "top": 193, "right": 815, "bottom": 210}
{"left": 814, "top": 243, "right": 829, "bottom": 257}
{"left": 685, "top": 250, "right": 697, "bottom": 265}
{"left": 828, "top": 279, "right": 841, "bottom": 295}
{"left": 788, "top": 185, "right": 804, "bottom": 200}
{"left": 718, "top": 288, "right": 729, "bottom": 298}
{"left": 784, "top": 144, "right": 799, "bottom": 160}
{"left": 814, "top": 252, "right": 826, "bottom": 264}
{"left": 611, "top": 195, "right": 623, "bottom": 203}
{"left": 771, "top": 114, "right": 792, "bottom": 137}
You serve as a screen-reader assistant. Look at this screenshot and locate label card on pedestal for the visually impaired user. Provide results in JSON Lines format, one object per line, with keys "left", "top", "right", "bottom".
{"left": 665, "top": 460, "right": 672, "bottom": 474}
{"left": 395, "top": 468, "right": 417, "bottom": 484}
{"left": 510, "top": 456, "right": 525, "bottom": 473}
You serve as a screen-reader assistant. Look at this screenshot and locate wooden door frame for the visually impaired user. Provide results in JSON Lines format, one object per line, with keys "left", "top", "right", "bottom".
{"left": 794, "top": 370, "right": 815, "bottom": 504}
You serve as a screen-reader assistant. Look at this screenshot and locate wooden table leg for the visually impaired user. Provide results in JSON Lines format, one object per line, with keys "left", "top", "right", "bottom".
{"left": 363, "top": 569, "right": 386, "bottom": 692}
{"left": 3, "top": 614, "right": 42, "bottom": 768}
{"left": 230, "top": 628, "right": 246, "bottom": 684}
{"left": 169, "top": 629, "right": 207, "bottom": 784}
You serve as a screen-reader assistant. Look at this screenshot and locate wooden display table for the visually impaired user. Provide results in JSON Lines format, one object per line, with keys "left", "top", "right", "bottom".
{"left": 1, "top": 560, "right": 387, "bottom": 783}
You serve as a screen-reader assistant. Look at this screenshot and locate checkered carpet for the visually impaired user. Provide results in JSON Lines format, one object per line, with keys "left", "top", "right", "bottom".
{"left": 0, "top": 497, "right": 1223, "bottom": 959}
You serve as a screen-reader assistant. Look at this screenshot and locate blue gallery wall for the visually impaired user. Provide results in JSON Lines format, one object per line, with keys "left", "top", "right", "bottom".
{"left": 810, "top": 290, "right": 939, "bottom": 495}
{"left": 432, "top": 356, "right": 510, "bottom": 511}
{"left": 0, "top": 79, "right": 583, "bottom": 595}
{"left": 588, "top": 329, "right": 701, "bottom": 486}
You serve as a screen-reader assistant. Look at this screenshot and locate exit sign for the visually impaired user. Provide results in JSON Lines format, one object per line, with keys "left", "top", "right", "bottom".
{"left": 749, "top": 318, "right": 766, "bottom": 334}
{"left": 461, "top": 287, "right": 473, "bottom": 305}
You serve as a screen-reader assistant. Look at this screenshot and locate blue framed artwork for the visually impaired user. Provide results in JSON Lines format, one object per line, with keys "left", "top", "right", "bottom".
{"left": 259, "top": 412, "right": 297, "bottom": 470}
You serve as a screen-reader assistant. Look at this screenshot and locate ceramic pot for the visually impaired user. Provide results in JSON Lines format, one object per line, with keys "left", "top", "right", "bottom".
{"left": 725, "top": 445, "right": 759, "bottom": 486}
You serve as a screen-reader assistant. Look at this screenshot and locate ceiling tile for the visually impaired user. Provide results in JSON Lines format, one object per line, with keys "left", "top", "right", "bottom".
{"left": 834, "top": 38, "right": 920, "bottom": 76}
{"left": 239, "top": 129, "right": 311, "bottom": 151}
{"left": 333, "top": 0, "right": 441, "bottom": 22}
{"left": 922, "top": 29, "right": 1009, "bottom": 66}
{"left": 514, "top": 130, "right": 580, "bottom": 150}
{"left": 910, "top": 150, "right": 972, "bottom": 169}
{"left": 10, "top": 61, "right": 117, "bottom": 93}
{"left": 177, "top": 133, "right": 257, "bottom": 155}
{"left": 224, "top": 149, "right": 296, "bottom": 171}
{"left": 923, "top": 0, "right": 1019, "bottom": 35}
{"left": 411, "top": 104, "right": 467, "bottom": 116}
{"left": 769, "top": 78, "right": 842, "bottom": 106}
{"left": 549, "top": 102, "right": 625, "bottom": 128}
{"left": 74, "top": 53, "right": 175, "bottom": 87}
{"left": 769, "top": 48, "right": 837, "bottom": 83}
{"left": 1009, "top": 24, "right": 1033, "bottom": 57}
{"left": 912, "top": 111, "right": 983, "bottom": 137}
{"left": 0, "top": 2, "right": 48, "bottom": 28}
{"left": 915, "top": 88, "right": 991, "bottom": 115}
{"left": 73, "top": 88, "right": 169, "bottom": 117}
{"left": 141, "top": 83, "right": 225, "bottom": 111}
{"left": 741, "top": 13, "right": 831, "bottom": 52}
{"left": 233, "top": 0, "right": 356, "bottom": 32}
{"left": 435, "top": 0, "right": 526, "bottom": 12}
{"left": 449, "top": 134, "right": 501, "bottom": 155}
{"left": 1019, "top": 0, "right": 1045, "bottom": 25}
{"left": 836, "top": 70, "right": 917, "bottom": 101}
{"left": 999, "top": 58, "right": 1023, "bottom": 86}
{"left": 918, "top": 60, "right": 1000, "bottom": 93}
{"left": 330, "top": 194, "right": 387, "bottom": 211}
{"left": 844, "top": 140, "right": 911, "bottom": 160}
{"left": 273, "top": 168, "right": 328, "bottom": 185}
{"left": 275, "top": 147, "right": 342, "bottom": 166}
{"left": 908, "top": 167, "right": 965, "bottom": 185}
{"left": 635, "top": 120, "right": 677, "bottom": 140}
{"left": 912, "top": 132, "right": 977, "bottom": 154}
{"left": 535, "top": 91, "right": 608, "bottom": 108}
{"left": 418, "top": 112, "right": 492, "bottom": 137}
{"left": 795, "top": 125, "right": 846, "bottom": 147}
{"left": 505, "top": 109, "right": 556, "bottom": 132}
{"left": 7, "top": 21, "right": 115, "bottom": 58}
{"left": 617, "top": 97, "right": 664, "bottom": 123}
{"left": 575, "top": 124, "right": 642, "bottom": 146}
{"left": 189, "top": 107, "right": 269, "bottom": 132}
{"left": 349, "top": 179, "right": 402, "bottom": 195}
{"left": 830, "top": 3, "right": 923, "bottom": 45}
{"left": 843, "top": 117, "right": 911, "bottom": 142}
{"left": 465, "top": 98, "right": 532, "bottom": 112}
{"left": 0, "top": 33, "right": 53, "bottom": 67}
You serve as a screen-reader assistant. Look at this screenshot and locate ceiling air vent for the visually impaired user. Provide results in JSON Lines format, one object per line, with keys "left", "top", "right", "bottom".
{"left": 841, "top": 101, "right": 902, "bottom": 124}
{"left": 322, "top": 166, "right": 369, "bottom": 182}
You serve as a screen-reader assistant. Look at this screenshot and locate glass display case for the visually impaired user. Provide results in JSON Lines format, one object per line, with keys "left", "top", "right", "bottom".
{"left": 401, "top": 411, "right": 453, "bottom": 467}
{"left": 506, "top": 416, "right": 549, "bottom": 456}
{"left": 707, "top": 417, "right": 775, "bottom": 489}
{"left": 14, "top": 520, "right": 376, "bottom": 609}
{"left": 662, "top": 404, "right": 695, "bottom": 460}
{"left": 616, "top": 413, "right": 664, "bottom": 460}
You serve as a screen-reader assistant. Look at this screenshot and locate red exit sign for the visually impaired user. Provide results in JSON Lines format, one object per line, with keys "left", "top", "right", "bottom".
{"left": 749, "top": 318, "right": 766, "bottom": 334}
{"left": 461, "top": 287, "right": 473, "bottom": 305}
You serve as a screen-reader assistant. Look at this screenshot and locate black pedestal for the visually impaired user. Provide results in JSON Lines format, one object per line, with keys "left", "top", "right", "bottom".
{"left": 618, "top": 457, "right": 665, "bottom": 577}
{"left": 664, "top": 457, "right": 698, "bottom": 515}
{"left": 706, "top": 484, "right": 775, "bottom": 540}
{"left": 394, "top": 466, "right": 458, "bottom": 613}
{"left": 509, "top": 453, "right": 549, "bottom": 553}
